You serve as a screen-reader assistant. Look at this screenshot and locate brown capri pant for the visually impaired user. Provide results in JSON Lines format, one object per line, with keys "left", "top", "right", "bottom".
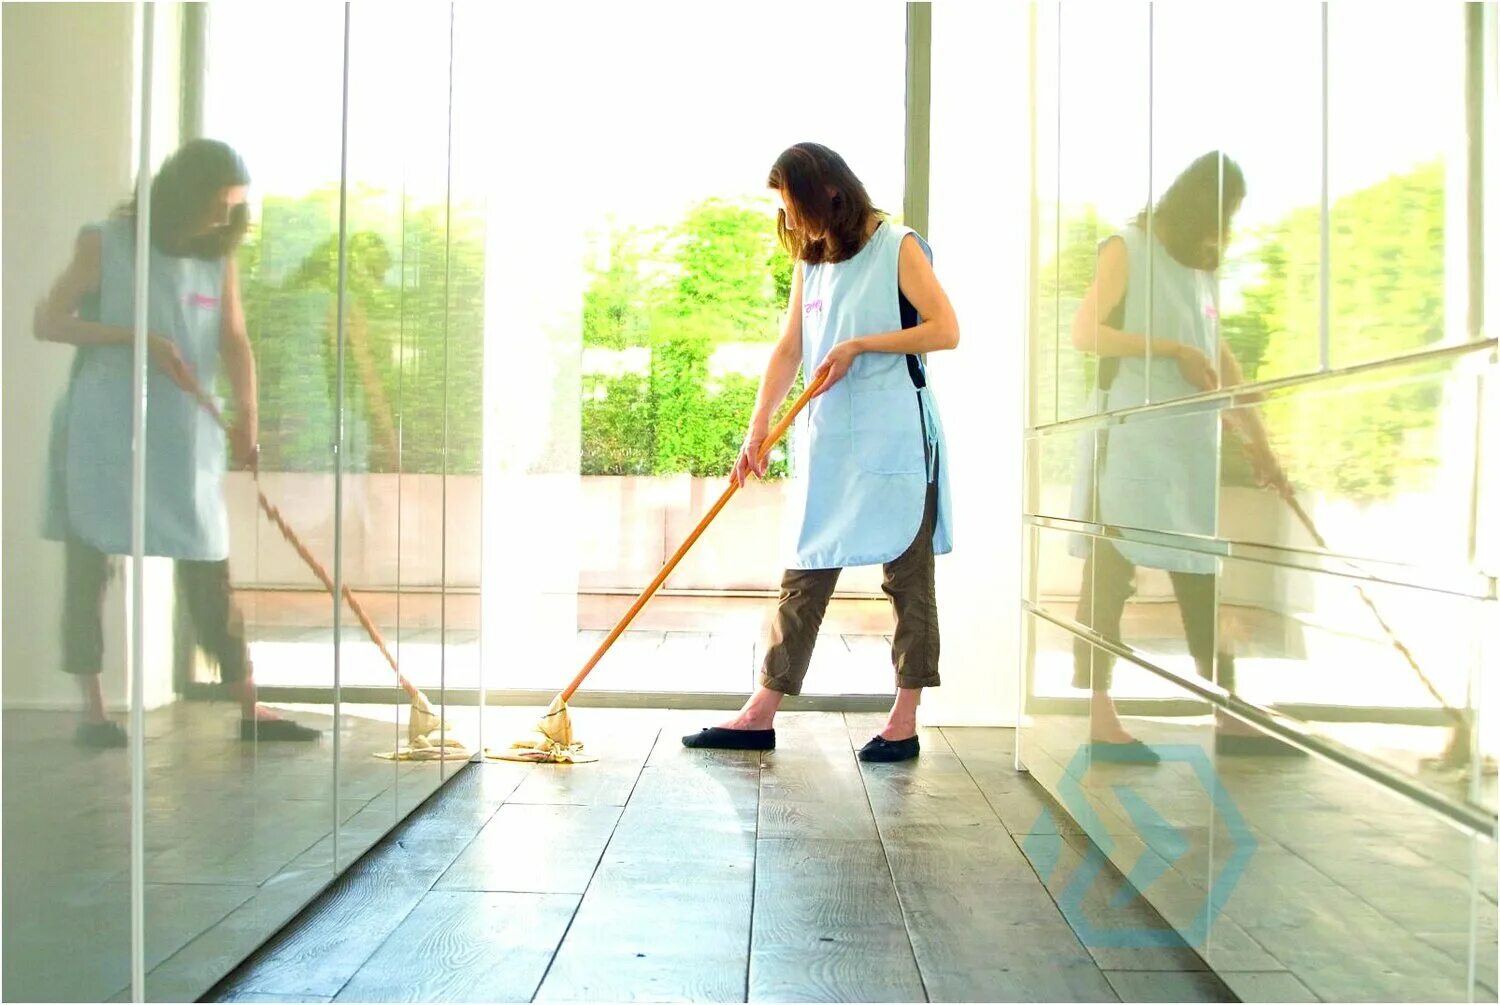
{"left": 62, "top": 537, "right": 250, "bottom": 682}
{"left": 760, "top": 465, "right": 941, "bottom": 697}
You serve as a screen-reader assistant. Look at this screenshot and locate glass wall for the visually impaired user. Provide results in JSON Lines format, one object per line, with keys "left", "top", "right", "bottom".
{"left": 1021, "top": 3, "right": 1498, "bottom": 1001}
{"left": 1, "top": 4, "right": 474, "bottom": 1000}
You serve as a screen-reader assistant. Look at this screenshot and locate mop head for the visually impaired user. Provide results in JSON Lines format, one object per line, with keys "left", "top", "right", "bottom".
{"left": 483, "top": 695, "right": 596, "bottom": 764}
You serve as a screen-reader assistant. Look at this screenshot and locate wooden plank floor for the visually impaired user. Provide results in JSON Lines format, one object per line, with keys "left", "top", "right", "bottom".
{"left": 207, "top": 710, "right": 1234, "bottom": 1003}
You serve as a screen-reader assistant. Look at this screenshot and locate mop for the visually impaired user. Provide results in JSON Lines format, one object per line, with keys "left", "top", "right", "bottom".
{"left": 1281, "top": 488, "right": 1495, "bottom": 779}
{"left": 182, "top": 379, "right": 464, "bottom": 761}
{"left": 486, "top": 372, "right": 829, "bottom": 764}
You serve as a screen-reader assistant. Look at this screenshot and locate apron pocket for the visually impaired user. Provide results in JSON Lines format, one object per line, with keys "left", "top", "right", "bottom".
{"left": 849, "top": 387, "right": 926, "bottom": 475}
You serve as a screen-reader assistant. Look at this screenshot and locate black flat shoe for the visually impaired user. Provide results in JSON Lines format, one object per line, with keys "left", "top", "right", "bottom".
{"left": 681, "top": 726, "right": 775, "bottom": 751}
{"left": 75, "top": 721, "right": 127, "bottom": 748}
{"left": 241, "top": 718, "right": 321, "bottom": 742}
{"left": 858, "top": 734, "right": 920, "bottom": 763}
{"left": 1216, "top": 732, "right": 1307, "bottom": 758}
{"left": 1089, "top": 739, "right": 1161, "bottom": 765}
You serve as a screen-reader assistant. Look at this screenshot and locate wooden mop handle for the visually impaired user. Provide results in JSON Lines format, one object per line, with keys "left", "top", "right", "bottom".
{"left": 559, "top": 372, "right": 828, "bottom": 703}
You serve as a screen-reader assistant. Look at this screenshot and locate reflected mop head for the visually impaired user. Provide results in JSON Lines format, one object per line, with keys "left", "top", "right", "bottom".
{"left": 375, "top": 736, "right": 471, "bottom": 762}
{"left": 376, "top": 725, "right": 471, "bottom": 762}
{"left": 1418, "top": 722, "right": 1499, "bottom": 778}
{"left": 483, "top": 695, "right": 596, "bottom": 764}
{"left": 407, "top": 701, "right": 450, "bottom": 745}
{"left": 375, "top": 694, "right": 471, "bottom": 761}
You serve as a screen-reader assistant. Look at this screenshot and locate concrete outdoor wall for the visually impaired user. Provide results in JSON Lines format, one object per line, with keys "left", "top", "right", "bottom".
{"left": 228, "top": 472, "right": 1408, "bottom": 639}
{"left": 224, "top": 473, "right": 884, "bottom": 594}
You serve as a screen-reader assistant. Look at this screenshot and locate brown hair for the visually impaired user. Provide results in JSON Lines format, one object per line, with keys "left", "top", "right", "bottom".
{"left": 120, "top": 138, "right": 251, "bottom": 261}
{"left": 1135, "top": 150, "right": 1245, "bottom": 270}
{"left": 767, "top": 142, "right": 884, "bottom": 264}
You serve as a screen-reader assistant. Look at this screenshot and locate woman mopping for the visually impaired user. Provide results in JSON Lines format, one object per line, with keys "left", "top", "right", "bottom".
{"left": 36, "top": 139, "right": 317, "bottom": 747}
{"left": 682, "top": 143, "right": 959, "bottom": 763}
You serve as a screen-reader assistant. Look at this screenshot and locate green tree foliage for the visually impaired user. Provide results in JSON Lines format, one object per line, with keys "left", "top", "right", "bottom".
{"left": 581, "top": 198, "right": 795, "bottom": 477}
{"left": 1039, "top": 205, "right": 1109, "bottom": 422}
{"left": 1249, "top": 163, "right": 1446, "bottom": 499}
{"left": 238, "top": 188, "right": 485, "bottom": 475}
{"left": 582, "top": 225, "right": 654, "bottom": 351}
{"left": 668, "top": 199, "right": 791, "bottom": 336}
{"left": 239, "top": 188, "right": 895, "bottom": 482}
{"left": 581, "top": 374, "right": 653, "bottom": 475}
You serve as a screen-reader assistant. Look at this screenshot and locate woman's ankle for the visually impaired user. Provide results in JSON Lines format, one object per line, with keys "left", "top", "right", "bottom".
{"left": 879, "top": 687, "right": 921, "bottom": 740}
{"left": 719, "top": 687, "right": 784, "bottom": 730}
{"left": 76, "top": 677, "right": 108, "bottom": 722}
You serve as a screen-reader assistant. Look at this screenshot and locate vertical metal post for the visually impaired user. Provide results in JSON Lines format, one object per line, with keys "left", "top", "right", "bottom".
{"left": 1144, "top": 3, "right": 1155, "bottom": 401}
{"left": 129, "top": 3, "right": 155, "bottom": 1000}
{"left": 1319, "top": 3, "right": 1332, "bottom": 372}
{"left": 904, "top": 2, "right": 932, "bottom": 237}
{"left": 332, "top": 0, "right": 352, "bottom": 870}
{"left": 441, "top": 1, "right": 456, "bottom": 773}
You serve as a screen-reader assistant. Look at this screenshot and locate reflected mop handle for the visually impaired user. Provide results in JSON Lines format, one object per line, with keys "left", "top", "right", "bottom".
{"left": 181, "top": 371, "right": 412, "bottom": 690}
{"left": 560, "top": 372, "right": 828, "bottom": 703}
{"left": 1282, "top": 486, "right": 1463, "bottom": 727}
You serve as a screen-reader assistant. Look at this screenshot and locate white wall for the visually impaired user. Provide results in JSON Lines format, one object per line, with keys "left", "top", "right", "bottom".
{"left": 919, "top": 3, "right": 1033, "bottom": 726}
{"left": 2, "top": 4, "right": 175, "bottom": 712}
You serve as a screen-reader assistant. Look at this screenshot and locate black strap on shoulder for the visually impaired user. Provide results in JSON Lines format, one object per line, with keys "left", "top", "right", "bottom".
{"left": 1097, "top": 297, "right": 1125, "bottom": 392}
{"left": 899, "top": 290, "right": 926, "bottom": 389}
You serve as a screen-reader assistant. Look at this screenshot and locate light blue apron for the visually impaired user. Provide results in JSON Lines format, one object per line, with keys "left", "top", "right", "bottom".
{"left": 786, "top": 221, "right": 954, "bottom": 570}
{"left": 44, "top": 217, "right": 230, "bottom": 560}
{"left": 1068, "top": 225, "right": 1218, "bottom": 574}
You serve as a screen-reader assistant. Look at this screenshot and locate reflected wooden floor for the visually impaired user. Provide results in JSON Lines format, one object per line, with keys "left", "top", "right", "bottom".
{"left": 207, "top": 710, "right": 1235, "bottom": 1003}
{"left": 1, "top": 703, "right": 454, "bottom": 1005}
{"left": 1019, "top": 711, "right": 1499, "bottom": 1004}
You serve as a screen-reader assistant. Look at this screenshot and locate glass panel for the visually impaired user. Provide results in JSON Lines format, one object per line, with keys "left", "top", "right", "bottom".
{"left": 1018, "top": 610, "right": 1093, "bottom": 799}
{"left": 1213, "top": 353, "right": 1492, "bottom": 811}
{"left": 1028, "top": 2, "right": 1496, "bottom": 998}
{"left": 1155, "top": 2, "right": 1324, "bottom": 386}
{"left": 3, "top": 6, "right": 143, "bottom": 999}
{"left": 139, "top": 5, "right": 345, "bottom": 1000}
{"left": 1218, "top": 552, "right": 1488, "bottom": 808}
{"left": 1018, "top": 611, "right": 1218, "bottom": 952}
{"left": 1208, "top": 710, "right": 1486, "bottom": 1001}
{"left": 1026, "top": 525, "right": 1217, "bottom": 708}
{"left": 1029, "top": 422, "right": 1100, "bottom": 524}
{"left": 331, "top": 1, "right": 460, "bottom": 863}
{"left": 1220, "top": 349, "right": 1486, "bottom": 581}
{"left": 1056, "top": 1, "right": 1150, "bottom": 423}
{"left": 444, "top": 4, "right": 488, "bottom": 756}
{"left": 1328, "top": 4, "right": 1471, "bottom": 368}
{"left": 1072, "top": 403, "right": 1222, "bottom": 545}
{"left": 1030, "top": 2, "right": 1060, "bottom": 429}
